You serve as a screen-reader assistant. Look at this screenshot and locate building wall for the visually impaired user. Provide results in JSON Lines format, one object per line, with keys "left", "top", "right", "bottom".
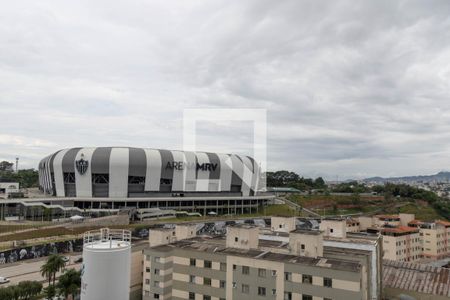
{"left": 144, "top": 247, "right": 366, "bottom": 300}
{"left": 39, "top": 147, "right": 261, "bottom": 198}
{"left": 421, "top": 224, "right": 450, "bottom": 259}
{"left": 271, "top": 217, "right": 297, "bottom": 233}
{"left": 382, "top": 232, "right": 421, "bottom": 262}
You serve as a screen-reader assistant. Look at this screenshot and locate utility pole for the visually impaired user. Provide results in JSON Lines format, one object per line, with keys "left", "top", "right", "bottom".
{"left": 15, "top": 157, "right": 19, "bottom": 173}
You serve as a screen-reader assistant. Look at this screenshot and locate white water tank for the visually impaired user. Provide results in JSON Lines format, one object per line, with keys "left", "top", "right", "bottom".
{"left": 81, "top": 228, "right": 131, "bottom": 300}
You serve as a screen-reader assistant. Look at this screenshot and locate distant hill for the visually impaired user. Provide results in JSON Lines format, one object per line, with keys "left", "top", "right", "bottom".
{"left": 363, "top": 171, "right": 450, "bottom": 184}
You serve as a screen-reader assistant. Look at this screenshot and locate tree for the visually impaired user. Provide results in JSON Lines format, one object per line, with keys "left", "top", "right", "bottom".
{"left": 0, "top": 161, "right": 13, "bottom": 172}
{"left": 41, "top": 254, "right": 67, "bottom": 286}
{"left": 43, "top": 285, "right": 56, "bottom": 300}
{"left": 57, "top": 269, "right": 81, "bottom": 300}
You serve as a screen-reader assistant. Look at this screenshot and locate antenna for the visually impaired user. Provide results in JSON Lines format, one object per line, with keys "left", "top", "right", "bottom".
{"left": 15, "top": 157, "right": 19, "bottom": 173}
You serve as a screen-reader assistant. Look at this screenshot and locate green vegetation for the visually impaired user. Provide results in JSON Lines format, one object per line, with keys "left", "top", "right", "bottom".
{"left": 40, "top": 254, "right": 67, "bottom": 286}
{"left": 0, "top": 281, "right": 42, "bottom": 300}
{"left": 0, "top": 160, "right": 39, "bottom": 189}
{"left": 396, "top": 203, "right": 443, "bottom": 221}
{"left": 57, "top": 269, "right": 81, "bottom": 300}
{"left": 266, "top": 170, "right": 326, "bottom": 190}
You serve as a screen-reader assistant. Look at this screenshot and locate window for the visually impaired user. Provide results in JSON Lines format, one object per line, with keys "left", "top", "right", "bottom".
{"left": 190, "top": 258, "right": 196, "bottom": 266}
{"left": 258, "top": 268, "right": 266, "bottom": 277}
{"left": 271, "top": 270, "right": 277, "bottom": 276}
{"left": 330, "top": 229, "right": 334, "bottom": 233}
{"left": 145, "top": 279, "right": 150, "bottom": 284}
{"left": 301, "top": 244, "right": 305, "bottom": 250}
{"left": 145, "top": 267, "right": 150, "bottom": 273}
{"left": 242, "top": 266, "right": 250, "bottom": 275}
{"left": 154, "top": 256, "right": 161, "bottom": 263}
{"left": 233, "top": 264, "right": 237, "bottom": 270}
{"left": 220, "top": 280, "right": 226, "bottom": 288}
{"left": 324, "top": 298, "right": 332, "bottom": 300}
{"left": 204, "top": 260, "right": 212, "bottom": 268}
{"left": 272, "top": 289, "right": 277, "bottom": 295}
{"left": 284, "top": 272, "right": 292, "bottom": 281}
{"left": 203, "top": 296, "right": 211, "bottom": 300}
{"left": 220, "top": 262, "right": 227, "bottom": 271}
{"left": 324, "top": 277, "right": 332, "bottom": 288}
{"left": 284, "top": 292, "right": 292, "bottom": 300}
{"left": 302, "top": 274, "right": 312, "bottom": 284}
{"left": 153, "top": 281, "right": 159, "bottom": 287}
{"left": 154, "top": 269, "right": 160, "bottom": 275}
{"left": 204, "top": 277, "right": 211, "bottom": 286}
{"left": 258, "top": 287, "right": 266, "bottom": 296}
{"left": 189, "top": 275, "right": 195, "bottom": 283}
{"left": 189, "top": 292, "right": 195, "bottom": 300}
{"left": 235, "top": 237, "right": 239, "bottom": 242}
{"left": 232, "top": 282, "right": 237, "bottom": 288}
{"left": 242, "top": 284, "right": 249, "bottom": 294}
{"left": 154, "top": 294, "right": 160, "bottom": 299}
{"left": 302, "top": 295, "right": 312, "bottom": 300}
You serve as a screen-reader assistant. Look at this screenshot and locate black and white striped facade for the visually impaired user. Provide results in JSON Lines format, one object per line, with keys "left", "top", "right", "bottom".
{"left": 38, "top": 147, "right": 261, "bottom": 199}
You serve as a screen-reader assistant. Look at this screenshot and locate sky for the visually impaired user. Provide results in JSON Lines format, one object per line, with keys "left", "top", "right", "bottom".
{"left": 1, "top": 0, "right": 450, "bottom": 180}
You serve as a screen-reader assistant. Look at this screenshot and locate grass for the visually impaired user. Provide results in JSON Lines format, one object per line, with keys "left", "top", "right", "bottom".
{"left": 396, "top": 203, "right": 443, "bottom": 221}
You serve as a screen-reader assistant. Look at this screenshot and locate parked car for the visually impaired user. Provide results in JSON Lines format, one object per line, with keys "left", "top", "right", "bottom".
{"left": 0, "top": 277, "right": 10, "bottom": 284}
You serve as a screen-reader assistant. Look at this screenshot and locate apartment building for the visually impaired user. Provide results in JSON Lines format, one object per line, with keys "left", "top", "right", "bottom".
{"left": 408, "top": 219, "right": 450, "bottom": 259}
{"left": 368, "top": 226, "right": 421, "bottom": 262}
{"left": 143, "top": 221, "right": 381, "bottom": 300}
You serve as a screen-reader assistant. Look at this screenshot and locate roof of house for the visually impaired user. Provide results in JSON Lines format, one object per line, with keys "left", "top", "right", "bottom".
{"left": 383, "top": 259, "right": 450, "bottom": 297}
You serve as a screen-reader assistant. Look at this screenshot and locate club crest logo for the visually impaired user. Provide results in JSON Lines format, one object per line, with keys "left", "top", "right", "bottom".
{"left": 75, "top": 154, "right": 89, "bottom": 175}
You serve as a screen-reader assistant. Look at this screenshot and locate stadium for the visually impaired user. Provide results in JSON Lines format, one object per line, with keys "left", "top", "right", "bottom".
{"left": 29, "top": 147, "right": 272, "bottom": 219}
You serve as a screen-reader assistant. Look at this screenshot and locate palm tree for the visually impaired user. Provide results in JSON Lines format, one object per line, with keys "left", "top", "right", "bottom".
{"left": 57, "top": 269, "right": 81, "bottom": 300}
{"left": 43, "top": 285, "right": 56, "bottom": 300}
{"left": 41, "top": 254, "right": 67, "bottom": 286}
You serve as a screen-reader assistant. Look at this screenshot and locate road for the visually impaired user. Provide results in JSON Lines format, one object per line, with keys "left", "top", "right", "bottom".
{"left": 0, "top": 254, "right": 81, "bottom": 287}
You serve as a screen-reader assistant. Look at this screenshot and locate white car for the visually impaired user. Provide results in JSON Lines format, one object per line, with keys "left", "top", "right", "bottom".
{"left": 0, "top": 277, "right": 10, "bottom": 284}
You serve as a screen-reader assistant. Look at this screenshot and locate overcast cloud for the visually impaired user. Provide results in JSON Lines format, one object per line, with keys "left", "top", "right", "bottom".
{"left": 1, "top": 0, "right": 450, "bottom": 179}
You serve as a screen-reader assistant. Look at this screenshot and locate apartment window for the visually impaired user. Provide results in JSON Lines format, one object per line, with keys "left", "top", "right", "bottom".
{"left": 220, "top": 280, "right": 226, "bottom": 288}
{"left": 330, "top": 229, "right": 334, "bottom": 233}
{"left": 284, "top": 272, "right": 292, "bottom": 281}
{"left": 204, "top": 260, "right": 212, "bottom": 268}
{"left": 153, "top": 281, "right": 159, "bottom": 287}
{"left": 154, "top": 294, "right": 160, "bottom": 299}
{"left": 258, "top": 287, "right": 266, "bottom": 296}
{"left": 232, "top": 282, "right": 237, "bottom": 289}
{"left": 242, "top": 266, "right": 250, "bottom": 275}
{"left": 154, "top": 256, "right": 161, "bottom": 262}
{"left": 154, "top": 269, "right": 160, "bottom": 275}
{"left": 302, "top": 295, "right": 312, "bottom": 300}
{"left": 324, "top": 298, "right": 332, "bottom": 300}
{"left": 145, "top": 279, "right": 150, "bottom": 284}
{"left": 190, "top": 258, "right": 196, "bottom": 266}
{"left": 220, "top": 262, "right": 226, "bottom": 271}
{"left": 284, "top": 292, "right": 292, "bottom": 300}
{"left": 302, "top": 274, "right": 312, "bottom": 284}
{"left": 203, "top": 296, "right": 211, "bottom": 300}
{"left": 272, "top": 289, "right": 277, "bottom": 296}
{"left": 271, "top": 270, "right": 277, "bottom": 276}
{"left": 146, "top": 255, "right": 151, "bottom": 261}
{"left": 189, "top": 292, "right": 195, "bottom": 300}
{"left": 258, "top": 268, "right": 266, "bottom": 277}
{"left": 301, "top": 244, "right": 305, "bottom": 250}
{"left": 233, "top": 264, "right": 237, "bottom": 270}
{"left": 189, "top": 275, "right": 195, "bottom": 283}
{"left": 145, "top": 267, "right": 150, "bottom": 273}
{"left": 242, "top": 284, "right": 250, "bottom": 294}
{"left": 324, "top": 277, "right": 332, "bottom": 288}
{"left": 204, "top": 277, "right": 211, "bottom": 286}
{"left": 235, "top": 237, "right": 239, "bottom": 242}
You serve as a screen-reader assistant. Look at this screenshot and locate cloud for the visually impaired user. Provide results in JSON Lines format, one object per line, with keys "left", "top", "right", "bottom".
{"left": 0, "top": 0, "right": 449, "bottom": 179}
